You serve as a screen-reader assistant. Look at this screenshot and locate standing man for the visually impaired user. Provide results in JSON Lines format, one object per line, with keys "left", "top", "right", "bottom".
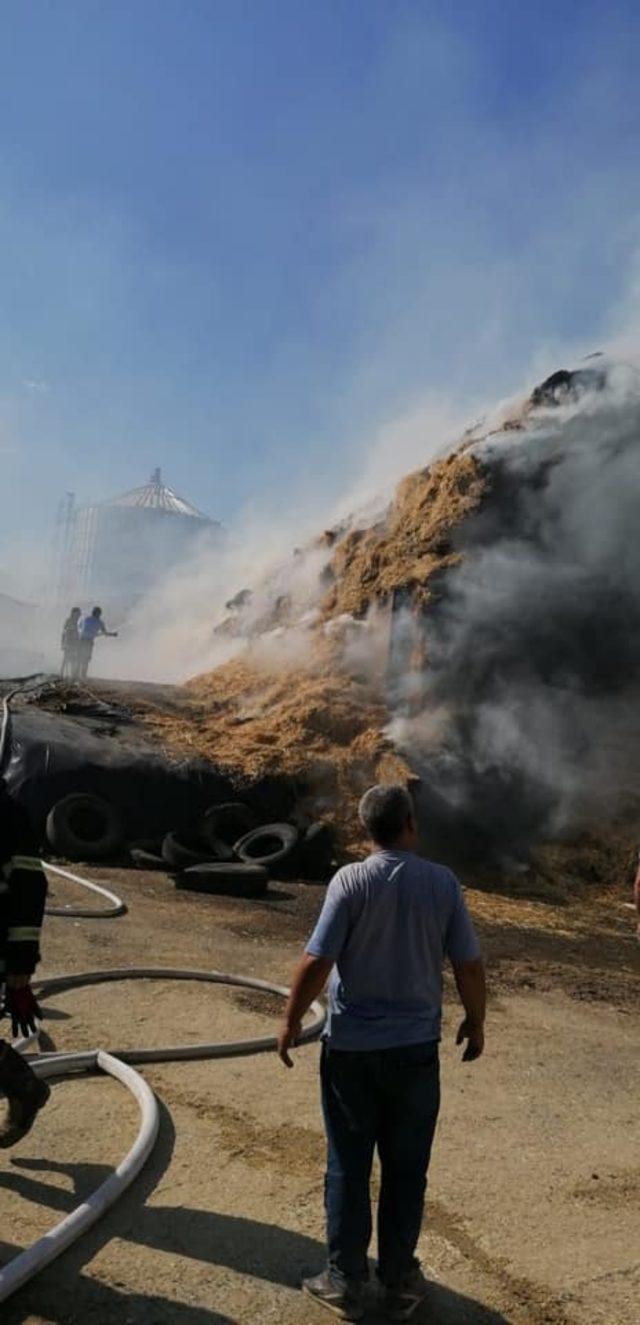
{"left": 278, "top": 784, "right": 486, "bottom": 1322}
{"left": 77, "top": 606, "right": 117, "bottom": 680}
{"left": 60, "top": 606, "right": 81, "bottom": 678}
{"left": 0, "top": 783, "right": 50, "bottom": 1147}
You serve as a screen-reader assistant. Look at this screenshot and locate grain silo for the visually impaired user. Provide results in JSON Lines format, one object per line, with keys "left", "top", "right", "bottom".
{"left": 56, "top": 469, "right": 220, "bottom": 619}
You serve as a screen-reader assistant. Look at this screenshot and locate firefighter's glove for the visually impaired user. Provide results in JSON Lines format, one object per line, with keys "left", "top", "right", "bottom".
{"left": 4, "top": 985, "right": 43, "bottom": 1038}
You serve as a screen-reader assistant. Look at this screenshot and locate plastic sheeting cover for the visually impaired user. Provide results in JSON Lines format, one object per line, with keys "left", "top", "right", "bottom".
{"left": 3, "top": 707, "right": 236, "bottom": 841}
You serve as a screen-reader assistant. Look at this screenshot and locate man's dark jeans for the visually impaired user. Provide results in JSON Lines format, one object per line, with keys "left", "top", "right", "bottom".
{"left": 320, "top": 1039, "right": 440, "bottom": 1288}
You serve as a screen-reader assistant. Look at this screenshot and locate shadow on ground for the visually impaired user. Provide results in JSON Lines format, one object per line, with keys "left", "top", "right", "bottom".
{"left": 0, "top": 1100, "right": 511, "bottom": 1324}
{"left": 0, "top": 1262, "right": 235, "bottom": 1325}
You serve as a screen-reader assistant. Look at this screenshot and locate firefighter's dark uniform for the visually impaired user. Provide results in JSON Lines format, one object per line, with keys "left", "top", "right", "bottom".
{"left": 1, "top": 853, "right": 47, "bottom": 991}
{"left": 0, "top": 795, "right": 50, "bottom": 1146}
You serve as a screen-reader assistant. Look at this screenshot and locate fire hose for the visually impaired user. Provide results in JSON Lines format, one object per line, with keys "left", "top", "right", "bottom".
{"left": 0, "top": 677, "right": 325, "bottom": 1305}
{"left": 0, "top": 712, "right": 325, "bottom": 1304}
{"left": 1, "top": 963, "right": 325, "bottom": 1304}
{"left": 43, "top": 863, "right": 127, "bottom": 918}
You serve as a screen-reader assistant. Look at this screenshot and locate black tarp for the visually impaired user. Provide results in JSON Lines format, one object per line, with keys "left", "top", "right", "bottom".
{"left": 3, "top": 704, "right": 297, "bottom": 847}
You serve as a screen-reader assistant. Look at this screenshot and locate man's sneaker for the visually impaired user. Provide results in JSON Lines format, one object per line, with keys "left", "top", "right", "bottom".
{"left": 383, "top": 1263, "right": 430, "bottom": 1321}
{"left": 303, "top": 1270, "right": 365, "bottom": 1321}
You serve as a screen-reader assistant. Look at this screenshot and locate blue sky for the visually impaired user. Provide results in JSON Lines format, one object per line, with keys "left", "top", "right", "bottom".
{"left": 1, "top": 0, "right": 640, "bottom": 593}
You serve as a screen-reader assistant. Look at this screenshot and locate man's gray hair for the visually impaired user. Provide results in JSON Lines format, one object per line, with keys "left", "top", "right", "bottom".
{"left": 358, "top": 783, "right": 414, "bottom": 848}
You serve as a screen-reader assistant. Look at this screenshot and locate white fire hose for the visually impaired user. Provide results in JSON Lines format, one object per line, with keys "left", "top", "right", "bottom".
{"left": 1, "top": 884, "right": 325, "bottom": 1303}
{"left": 0, "top": 1048, "right": 158, "bottom": 1302}
{"left": 0, "top": 677, "right": 325, "bottom": 1305}
{"left": 44, "top": 862, "right": 127, "bottom": 918}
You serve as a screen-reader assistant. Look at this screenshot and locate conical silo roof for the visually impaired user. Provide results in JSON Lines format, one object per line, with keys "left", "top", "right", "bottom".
{"left": 106, "top": 468, "right": 207, "bottom": 519}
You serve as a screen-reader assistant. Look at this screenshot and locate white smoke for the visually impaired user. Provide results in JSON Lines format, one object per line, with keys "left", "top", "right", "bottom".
{"left": 110, "top": 391, "right": 466, "bottom": 682}
{"left": 111, "top": 504, "right": 335, "bottom": 681}
{"left": 389, "top": 359, "right": 640, "bottom": 856}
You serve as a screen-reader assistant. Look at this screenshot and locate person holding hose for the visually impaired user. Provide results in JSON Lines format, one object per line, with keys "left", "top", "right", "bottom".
{"left": 278, "top": 784, "right": 486, "bottom": 1322}
{"left": 76, "top": 606, "right": 118, "bottom": 680}
{"left": 0, "top": 783, "right": 50, "bottom": 1147}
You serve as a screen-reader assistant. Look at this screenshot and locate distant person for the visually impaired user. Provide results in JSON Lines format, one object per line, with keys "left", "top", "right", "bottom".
{"left": 278, "top": 784, "right": 486, "bottom": 1323}
{"left": 76, "top": 606, "right": 117, "bottom": 680}
{"left": 60, "top": 607, "right": 81, "bottom": 678}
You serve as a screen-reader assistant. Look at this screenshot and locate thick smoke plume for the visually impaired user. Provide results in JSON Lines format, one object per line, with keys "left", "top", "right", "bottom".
{"left": 10, "top": 348, "right": 638, "bottom": 870}
{"left": 120, "top": 355, "right": 640, "bottom": 864}
{"left": 390, "top": 361, "right": 640, "bottom": 861}
{"left": 112, "top": 393, "right": 460, "bottom": 682}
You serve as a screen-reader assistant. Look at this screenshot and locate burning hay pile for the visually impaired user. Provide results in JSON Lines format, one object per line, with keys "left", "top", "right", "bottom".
{"left": 134, "top": 650, "right": 408, "bottom": 855}
{"left": 321, "top": 448, "right": 485, "bottom": 618}
{"left": 137, "top": 360, "right": 640, "bottom": 884}
{"left": 134, "top": 450, "right": 486, "bottom": 854}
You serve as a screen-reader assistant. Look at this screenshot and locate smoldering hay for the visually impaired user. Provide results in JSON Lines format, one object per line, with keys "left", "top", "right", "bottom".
{"left": 389, "top": 358, "right": 640, "bottom": 861}
{"left": 130, "top": 356, "right": 640, "bottom": 866}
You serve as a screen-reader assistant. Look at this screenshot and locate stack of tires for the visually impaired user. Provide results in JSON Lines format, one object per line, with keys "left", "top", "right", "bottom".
{"left": 43, "top": 793, "right": 336, "bottom": 898}
{"left": 158, "top": 804, "right": 335, "bottom": 898}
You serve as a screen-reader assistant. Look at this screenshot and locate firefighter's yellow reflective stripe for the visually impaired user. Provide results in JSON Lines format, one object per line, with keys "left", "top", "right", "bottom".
{"left": 7, "top": 927, "right": 41, "bottom": 942}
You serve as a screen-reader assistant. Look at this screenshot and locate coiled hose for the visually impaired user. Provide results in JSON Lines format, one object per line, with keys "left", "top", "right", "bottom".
{"left": 0, "top": 684, "right": 325, "bottom": 1304}
{"left": 1, "top": 966, "right": 324, "bottom": 1303}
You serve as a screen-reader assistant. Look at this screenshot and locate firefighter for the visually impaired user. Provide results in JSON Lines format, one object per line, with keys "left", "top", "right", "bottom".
{"left": 60, "top": 606, "right": 81, "bottom": 678}
{"left": 0, "top": 783, "right": 50, "bottom": 1147}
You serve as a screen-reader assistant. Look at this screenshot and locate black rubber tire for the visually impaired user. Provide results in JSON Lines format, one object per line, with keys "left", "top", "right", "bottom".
{"left": 46, "top": 794, "right": 124, "bottom": 861}
{"left": 299, "top": 821, "right": 336, "bottom": 880}
{"left": 303, "top": 821, "right": 333, "bottom": 845}
{"left": 161, "top": 831, "right": 228, "bottom": 871}
{"left": 129, "top": 847, "right": 166, "bottom": 871}
{"left": 199, "top": 802, "right": 256, "bottom": 850}
{"left": 233, "top": 823, "right": 299, "bottom": 869}
{"left": 129, "top": 837, "right": 163, "bottom": 853}
{"left": 176, "top": 862, "right": 269, "bottom": 898}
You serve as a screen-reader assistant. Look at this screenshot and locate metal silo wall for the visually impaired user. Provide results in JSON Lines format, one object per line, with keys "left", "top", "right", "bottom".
{"left": 58, "top": 504, "right": 100, "bottom": 606}
{"left": 60, "top": 504, "right": 214, "bottom": 620}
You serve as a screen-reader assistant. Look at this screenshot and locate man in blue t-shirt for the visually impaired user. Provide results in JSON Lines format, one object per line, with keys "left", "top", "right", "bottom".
{"left": 76, "top": 607, "right": 117, "bottom": 680}
{"left": 278, "top": 784, "right": 486, "bottom": 1322}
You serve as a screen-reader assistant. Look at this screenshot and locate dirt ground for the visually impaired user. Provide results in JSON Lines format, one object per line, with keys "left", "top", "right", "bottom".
{"left": 1, "top": 864, "right": 638, "bottom": 1325}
